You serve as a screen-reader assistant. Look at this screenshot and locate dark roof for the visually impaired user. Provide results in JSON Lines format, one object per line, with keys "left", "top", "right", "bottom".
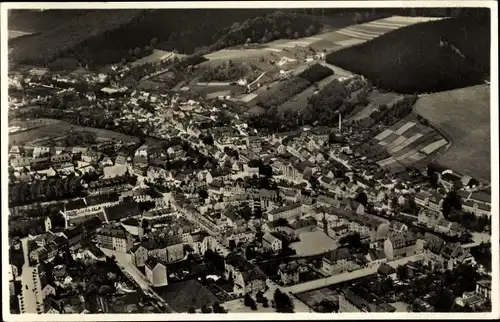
{"left": 155, "top": 280, "right": 219, "bottom": 312}
{"left": 324, "top": 247, "right": 351, "bottom": 262}
{"left": 121, "top": 217, "right": 140, "bottom": 227}
{"left": 63, "top": 225, "right": 83, "bottom": 240}
{"left": 65, "top": 198, "right": 87, "bottom": 211}
{"left": 87, "top": 244, "right": 106, "bottom": 258}
{"left": 104, "top": 202, "right": 141, "bottom": 222}
{"left": 241, "top": 267, "right": 267, "bottom": 283}
{"left": 377, "top": 263, "right": 396, "bottom": 276}
{"left": 86, "top": 193, "right": 119, "bottom": 206}
{"left": 470, "top": 191, "right": 491, "bottom": 204}
{"left": 145, "top": 256, "right": 163, "bottom": 270}
{"left": 98, "top": 226, "right": 129, "bottom": 239}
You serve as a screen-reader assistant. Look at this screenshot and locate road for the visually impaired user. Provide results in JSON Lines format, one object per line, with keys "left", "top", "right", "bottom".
{"left": 18, "top": 238, "right": 44, "bottom": 314}
{"left": 283, "top": 253, "right": 426, "bottom": 294}
{"left": 99, "top": 247, "right": 175, "bottom": 313}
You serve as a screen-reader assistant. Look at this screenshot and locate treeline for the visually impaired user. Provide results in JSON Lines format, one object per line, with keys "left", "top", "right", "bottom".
{"left": 326, "top": 16, "right": 490, "bottom": 93}
{"left": 298, "top": 63, "right": 333, "bottom": 83}
{"left": 199, "top": 61, "right": 256, "bottom": 82}
{"left": 209, "top": 11, "right": 322, "bottom": 51}
{"left": 9, "top": 175, "right": 85, "bottom": 207}
{"left": 258, "top": 77, "right": 310, "bottom": 110}
{"left": 19, "top": 108, "right": 147, "bottom": 139}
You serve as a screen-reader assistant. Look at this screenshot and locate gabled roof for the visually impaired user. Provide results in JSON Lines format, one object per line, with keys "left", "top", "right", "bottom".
{"left": 324, "top": 247, "right": 351, "bottom": 262}
{"left": 377, "top": 263, "right": 396, "bottom": 276}
{"left": 145, "top": 256, "right": 164, "bottom": 270}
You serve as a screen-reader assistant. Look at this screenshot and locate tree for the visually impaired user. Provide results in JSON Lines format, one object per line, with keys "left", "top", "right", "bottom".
{"left": 244, "top": 294, "right": 256, "bottom": 308}
{"left": 396, "top": 265, "right": 408, "bottom": 280}
{"left": 201, "top": 305, "right": 212, "bottom": 313}
{"left": 212, "top": 302, "right": 227, "bottom": 313}
{"left": 354, "top": 191, "right": 368, "bottom": 206}
{"left": 134, "top": 47, "right": 141, "bottom": 57}
{"left": 293, "top": 31, "right": 300, "bottom": 39}
{"left": 198, "top": 189, "right": 209, "bottom": 200}
{"left": 273, "top": 289, "right": 294, "bottom": 313}
{"left": 187, "top": 307, "right": 196, "bottom": 313}
{"left": 318, "top": 299, "right": 338, "bottom": 313}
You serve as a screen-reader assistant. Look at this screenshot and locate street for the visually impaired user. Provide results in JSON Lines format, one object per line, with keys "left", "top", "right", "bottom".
{"left": 99, "top": 247, "right": 175, "bottom": 312}
{"left": 18, "top": 238, "right": 44, "bottom": 314}
{"left": 283, "top": 253, "right": 426, "bottom": 294}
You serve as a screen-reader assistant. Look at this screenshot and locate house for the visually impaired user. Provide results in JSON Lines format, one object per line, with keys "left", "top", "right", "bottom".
{"left": 322, "top": 247, "right": 356, "bottom": 275}
{"left": 262, "top": 233, "right": 283, "bottom": 252}
{"left": 133, "top": 155, "right": 149, "bottom": 176}
{"left": 462, "top": 200, "right": 491, "bottom": 218}
{"left": 145, "top": 257, "right": 168, "bottom": 287}
{"left": 185, "top": 231, "right": 214, "bottom": 255}
{"left": 383, "top": 231, "right": 423, "bottom": 261}
{"left": 224, "top": 253, "right": 267, "bottom": 295}
{"left": 365, "top": 249, "right": 388, "bottom": 267}
{"left": 278, "top": 262, "right": 300, "bottom": 285}
{"left": 377, "top": 263, "right": 397, "bottom": 280}
{"left": 38, "top": 264, "right": 56, "bottom": 299}
{"left": 96, "top": 225, "right": 134, "bottom": 253}
{"left": 44, "top": 297, "right": 62, "bottom": 314}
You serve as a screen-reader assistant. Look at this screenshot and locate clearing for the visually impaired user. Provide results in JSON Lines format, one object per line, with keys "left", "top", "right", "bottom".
{"left": 9, "top": 119, "right": 140, "bottom": 146}
{"left": 348, "top": 90, "right": 403, "bottom": 121}
{"left": 413, "top": 84, "right": 490, "bottom": 182}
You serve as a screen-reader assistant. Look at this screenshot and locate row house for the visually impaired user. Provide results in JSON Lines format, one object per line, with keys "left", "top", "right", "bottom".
{"left": 462, "top": 200, "right": 491, "bottom": 218}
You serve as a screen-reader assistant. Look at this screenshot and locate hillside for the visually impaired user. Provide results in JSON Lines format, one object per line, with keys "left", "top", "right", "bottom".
{"left": 326, "top": 15, "right": 490, "bottom": 93}
{"left": 413, "top": 85, "right": 490, "bottom": 182}
{"left": 8, "top": 9, "right": 274, "bottom": 67}
{"left": 9, "top": 10, "right": 144, "bottom": 65}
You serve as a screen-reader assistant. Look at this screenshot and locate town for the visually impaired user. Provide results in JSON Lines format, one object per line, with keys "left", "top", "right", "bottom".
{"left": 6, "top": 6, "right": 493, "bottom": 316}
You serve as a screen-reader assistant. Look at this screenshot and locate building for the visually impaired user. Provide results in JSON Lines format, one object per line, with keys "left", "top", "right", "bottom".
{"left": 339, "top": 285, "right": 396, "bottom": 312}
{"left": 145, "top": 257, "right": 168, "bottom": 287}
{"left": 322, "top": 247, "right": 356, "bottom": 275}
{"left": 262, "top": 233, "right": 283, "bottom": 252}
{"left": 383, "top": 231, "right": 423, "bottom": 261}
{"left": 96, "top": 225, "right": 134, "bottom": 253}
{"left": 121, "top": 218, "right": 144, "bottom": 240}
{"left": 377, "top": 263, "right": 397, "bottom": 280}
{"left": 476, "top": 279, "right": 491, "bottom": 300}
{"left": 267, "top": 203, "right": 302, "bottom": 221}
{"left": 278, "top": 262, "right": 300, "bottom": 285}
{"left": 225, "top": 253, "right": 267, "bottom": 295}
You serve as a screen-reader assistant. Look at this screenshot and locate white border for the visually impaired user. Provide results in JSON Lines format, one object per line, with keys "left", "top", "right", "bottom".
{"left": 1, "top": 1, "right": 498, "bottom": 321}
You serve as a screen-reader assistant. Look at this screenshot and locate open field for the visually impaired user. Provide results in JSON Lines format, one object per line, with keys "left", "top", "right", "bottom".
{"left": 9, "top": 119, "right": 140, "bottom": 146}
{"left": 326, "top": 15, "right": 490, "bottom": 93}
{"left": 413, "top": 84, "right": 490, "bottom": 182}
{"left": 130, "top": 49, "right": 184, "bottom": 67}
{"left": 349, "top": 90, "right": 403, "bottom": 121}
{"left": 373, "top": 113, "right": 447, "bottom": 170}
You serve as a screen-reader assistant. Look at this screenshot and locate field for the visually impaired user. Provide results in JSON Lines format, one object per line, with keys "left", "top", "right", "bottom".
{"left": 348, "top": 90, "right": 403, "bottom": 121}
{"left": 9, "top": 119, "right": 140, "bottom": 146}
{"left": 129, "top": 49, "right": 183, "bottom": 67}
{"left": 413, "top": 84, "right": 490, "bottom": 182}
{"left": 326, "top": 14, "right": 490, "bottom": 93}
{"left": 277, "top": 74, "right": 338, "bottom": 113}
{"left": 371, "top": 113, "right": 448, "bottom": 170}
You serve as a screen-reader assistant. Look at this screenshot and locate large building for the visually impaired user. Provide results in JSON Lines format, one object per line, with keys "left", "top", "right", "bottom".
{"left": 96, "top": 225, "right": 134, "bottom": 253}
{"left": 145, "top": 257, "right": 168, "bottom": 287}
